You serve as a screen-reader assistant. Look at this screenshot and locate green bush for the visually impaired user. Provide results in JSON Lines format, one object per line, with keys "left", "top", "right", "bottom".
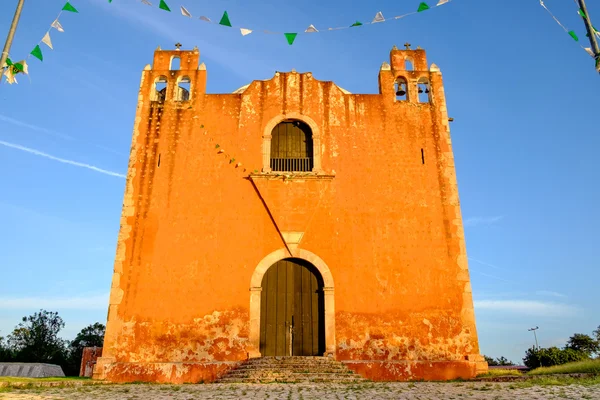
{"left": 523, "top": 346, "right": 588, "bottom": 369}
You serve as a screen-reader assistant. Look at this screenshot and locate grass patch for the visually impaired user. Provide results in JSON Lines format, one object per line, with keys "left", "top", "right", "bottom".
{"left": 528, "top": 359, "right": 600, "bottom": 375}
{"left": 513, "top": 375, "right": 600, "bottom": 387}
{"left": 477, "top": 369, "right": 522, "bottom": 378}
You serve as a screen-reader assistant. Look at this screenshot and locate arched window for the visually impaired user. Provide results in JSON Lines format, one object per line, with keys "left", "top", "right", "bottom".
{"left": 270, "top": 120, "right": 313, "bottom": 172}
{"left": 176, "top": 76, "right": 191, "bottom": 101}
{"left": 405, "top": 58, "right": 414, "bottom": 71}
{"left": 395, "top": 77, "right": 408, "bottom": 101}
{"left": 152, "top": 76, "right": 167, "bottom": 102}
{"left": 417, "top": 77, "right": 430, "bottom": 103}
{"left": 170, "top": 56, "right": 181, "bottom": 70}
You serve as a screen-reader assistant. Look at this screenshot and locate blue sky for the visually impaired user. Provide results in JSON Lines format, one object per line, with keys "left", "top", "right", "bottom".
{"left": 0, "top": 0, "right": 599, "bottom": 365}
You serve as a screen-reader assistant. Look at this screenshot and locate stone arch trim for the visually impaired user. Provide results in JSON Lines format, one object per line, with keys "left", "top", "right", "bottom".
{"left": 248, "top": 248, "right": 335, "bottom": 358}
{"left": 261, "top": 113, "right": 323, "bottom": 173}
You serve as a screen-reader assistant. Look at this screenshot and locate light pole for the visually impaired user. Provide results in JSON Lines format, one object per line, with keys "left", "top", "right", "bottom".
{"left": 576, "top": 0, "right": 600, "bottom": 74}
{"left": 528, "top": 326, "right": 540, "bottom": 349}
{"left": 0, "top": 0, "right": 25, "bottom": 75}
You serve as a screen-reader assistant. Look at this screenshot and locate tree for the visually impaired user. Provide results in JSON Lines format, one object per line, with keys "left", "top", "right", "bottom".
{"left": 593, "top": 325, "right": 600, "bottom": 343}
{"left": 0, "top": 335, "right": 14, "bottom": 361}
{"left": 6, "top": 310, "right": 68, "bottom": 365}
{"left": 484, "top": 355, "right": 513, "bottom": 366}
{"left": 565, "top": 333, "right": 599, "bottom": 357}
{"left": 63, "top": 323, "right": 106, "bottom": 376}
{"left": 523, "top": 346, "right": 588, "bottom": 369}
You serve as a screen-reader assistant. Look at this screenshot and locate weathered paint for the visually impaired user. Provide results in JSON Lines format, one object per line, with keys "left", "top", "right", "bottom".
{"left": 93, "top": 46, "right": 487, "bottom": 383}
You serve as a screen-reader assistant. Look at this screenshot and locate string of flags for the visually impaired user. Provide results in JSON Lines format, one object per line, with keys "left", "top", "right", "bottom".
{"left": 136, "top": 0, "right": 451, "bottom": 46}
{"left": 1, "top": 0, "right": 450, "bottom": 84}
{"left": 538, "top": 0, "right": 600, "bottom": 63}
{"left": 1, "top": 1, "right": 78, "bottom": 84}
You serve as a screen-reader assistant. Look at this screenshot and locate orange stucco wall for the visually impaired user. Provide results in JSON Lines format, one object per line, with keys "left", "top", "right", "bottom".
{"left": 93, "top": 46, "right": 487, "bottom": 383}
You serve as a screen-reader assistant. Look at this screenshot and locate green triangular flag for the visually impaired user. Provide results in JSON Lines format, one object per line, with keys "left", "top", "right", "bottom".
{"left": 417, "top": 2, "right": 430, "bottom": 12}
{"left": 284, "top": 33, "right": 297, "bottom": 45}
{"left": 159, "top": 0, "right": 171, "bottom": 11}
{"left": 30, "top": 45, "right": 44, "bottom": 61}
{"left": 219, "top": 11, "right": 232, "bottom": 27}
{"left": 5, "top": 58, "right": 13, "bottom": 67}
{"left": 13, "top": 62, "right": 24, "bottom": 72}
{"left": 350, "top": 21, "right": 362, "bottom": 27}
{"left": 568, "top": 30, "right": 579, "bottom": 41}
{"left": 62, "top": 2, "right": 78, "bottom": 12}
{"left": 578, "top": 9, "right": 586, "bottom": 19}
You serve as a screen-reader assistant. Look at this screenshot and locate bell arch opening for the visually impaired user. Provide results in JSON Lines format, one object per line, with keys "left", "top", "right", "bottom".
{"left": 259, "top": 258, "right": 325, "bottom": 357}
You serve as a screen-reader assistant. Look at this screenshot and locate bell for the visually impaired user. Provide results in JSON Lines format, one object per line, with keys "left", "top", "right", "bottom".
{"left": 418, "top": 87, "right": 423, "bottom": 94}
{"left": 425, "top": 88, "right": 430, "bottom": 93}
{"left": 396, "top": 89, "right": 406, "bottom": 97}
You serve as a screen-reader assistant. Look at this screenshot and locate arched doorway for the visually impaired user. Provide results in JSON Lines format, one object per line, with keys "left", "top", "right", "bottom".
{"left": 259, "top": 258, "right": 325, "bottom": 357}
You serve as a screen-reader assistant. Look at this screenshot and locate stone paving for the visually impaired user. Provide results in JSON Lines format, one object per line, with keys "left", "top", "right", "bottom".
{"left": 1, "top": 382, "right": 600, "bottom": 400}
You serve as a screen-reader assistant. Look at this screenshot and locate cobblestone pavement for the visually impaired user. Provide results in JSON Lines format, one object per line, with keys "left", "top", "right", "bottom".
{"left": 2, "top": 382, "right": 600, "bottom": 400}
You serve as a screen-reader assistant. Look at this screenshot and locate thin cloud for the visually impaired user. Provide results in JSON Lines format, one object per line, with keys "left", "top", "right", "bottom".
{"left": 536, "top": 290, "right": 567, "bottom": 298}
{"left": 0, "top": 293, "right": 109, "bottom": 310}
{"left": 474, "top": 300, "right": 579, "bottom": 317}
{"left": 0, "top": 140, "right": 125, "bottom": 179}
{"left": 463, "top": 215, "right": 504, "bottom": 227}
{"left": 473, "top": 271, "right": 515, "bottom": 284}
{"left": 0, "top": 114, "right": 73, "bottom": 140}
{"left": 468, "top": 257, "right": 507, "bottom": 271}
{"left": 0, "top": 113, "right": 126, "bottom": 156}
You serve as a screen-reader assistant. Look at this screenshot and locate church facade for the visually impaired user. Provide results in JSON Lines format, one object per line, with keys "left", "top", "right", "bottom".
{"left": 94, "top": 45, "right": 487, "bottom": 383}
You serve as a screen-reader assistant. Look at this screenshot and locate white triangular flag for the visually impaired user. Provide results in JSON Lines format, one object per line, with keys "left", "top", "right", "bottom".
{"left": 3, "top": 68, "right": 17, "bottom": 84}
{"left": 141, "top": 0, "right": 152, "bottom": 5}
{"left": 372, "top": 12, "right": 385, "bottom": 23}
{"left": 18, "top": 60, "right": 28, "bottom": 75}
{"left": 437, "top": 0, "right": 450, "bottom": 5}
{"left": 199, "top": 16, "right": 211, "bottom": 22}
{"left": 42, "top": 32, "right": 53, "bottom": 49}
{"left": 180, "top": 6, "right": 191, "bottom": 17}
{"left": 51, "top": 20, "right": 64, "bottom": 32}
{"left": 584, "top": 47, "right": 594, "bottom": 57}
{"left": 240, "top": 28, "right": 252, "bottom": 36}
{"left": 305, "top": 24, "right": 318, "bottom": 33}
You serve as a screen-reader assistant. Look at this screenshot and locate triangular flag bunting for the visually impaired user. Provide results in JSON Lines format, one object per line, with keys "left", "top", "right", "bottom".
{"left": 350, "top": 21, "right": 363, "bottom": 27}
{"left": 159, "top": 0, "right": 171, "bottom": 11}
{"left": 30, "top": 45, "right": 44, "bottom": 61}
{"left": 4, "top": 58, "right": 13, "bottom": 67}
{"left": 240, "top": 28, "right": 252, "bottom": 36}
{"left": 437, "top": 0, "right": 450, "bottom": 5}
{"left": 42, "top": 32, "right": 53, "bottom": 49}
{"left": 584, "top": 47, "right": 594, "bottom": 57}
{"left": 568, "top": 30, "right": 579, "bottom": 41}
{"left": 219, "top": 11, "right": 232, "bottom": 27}
{"left": 3, "top": 68, "right": 17, "bottom": 84}
{"left": 372, "top": 12, "right": 385, "bottom": 23}
{"left": 305, "top": 24, "right": 318, "bottom": 33}
{"left": 62, "top": 2, "right": 78, "bottom": 12}
{"left": 284, "top": 33, "right": 297, "bottom": 45}
{"left": 180, "top": 6, "right": 191, "bottom": 17}
{"left": 51, "top": 20, "right": 64, "bottom": 32}
{"left": 578, "top": 9, "right": 586, "bottom": 19}
{"left": 417, "top": 2, "right": 430, "bottom": 12}
{"left": 14, "top": 60, "right": 28, "bottom": 75}
{"left": 199, "top": 16, "right": 211, "bottom": 22}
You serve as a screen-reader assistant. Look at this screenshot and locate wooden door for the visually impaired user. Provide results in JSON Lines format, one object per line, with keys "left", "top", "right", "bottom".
{"left": 259, "top": 258, "right": 324, "bottom": 356}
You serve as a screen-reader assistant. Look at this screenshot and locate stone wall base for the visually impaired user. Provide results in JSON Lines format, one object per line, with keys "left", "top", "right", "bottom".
{"left": 92, "top": 358, "right": 241, "bottom": 383}
{"left": 342, "top": 360, "right": 482, "bottom": 381}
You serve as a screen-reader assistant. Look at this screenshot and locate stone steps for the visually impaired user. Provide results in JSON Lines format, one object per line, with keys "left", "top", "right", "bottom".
{"left": 216, "top": 356, "right": 367, "bottom": 384}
